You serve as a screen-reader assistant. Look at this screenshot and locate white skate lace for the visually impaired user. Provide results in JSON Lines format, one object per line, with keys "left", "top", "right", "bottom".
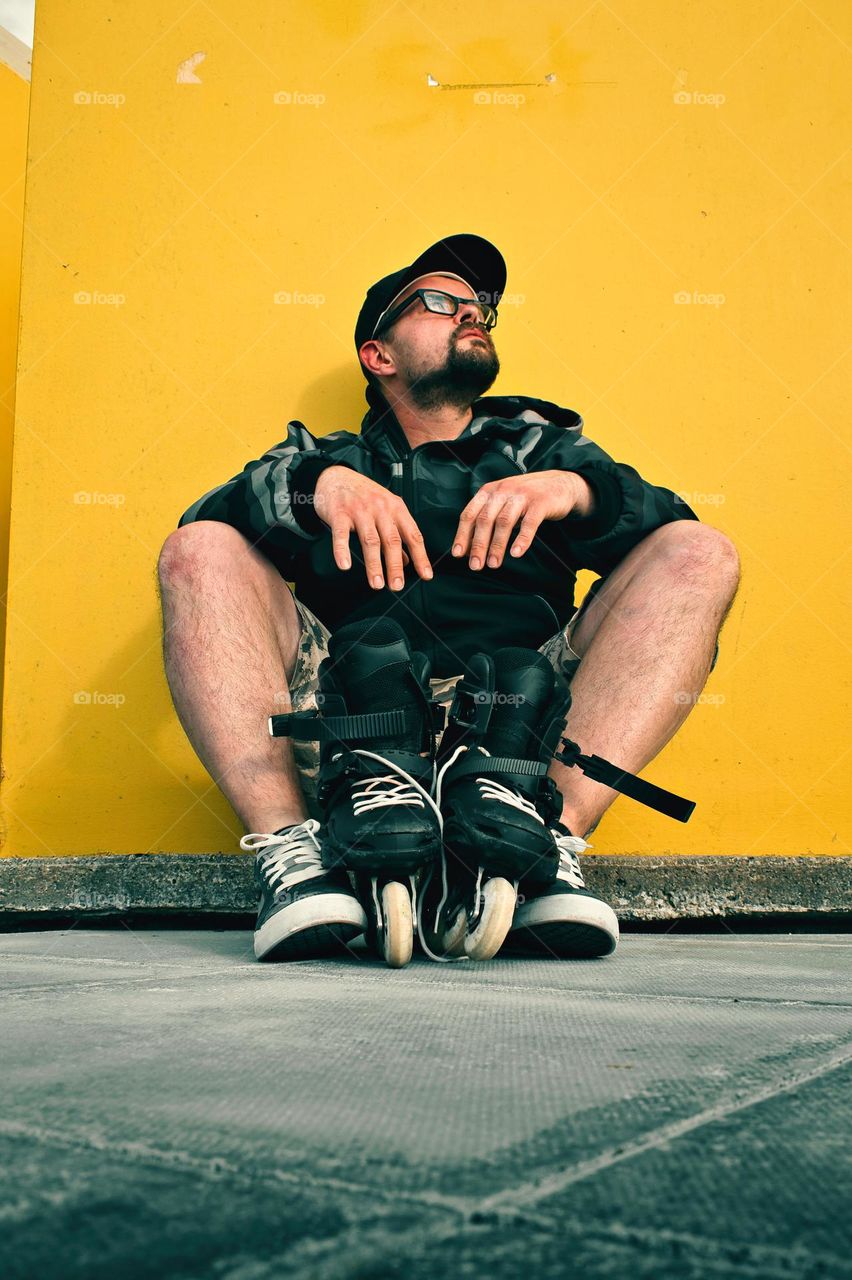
{"left": 240, "top": 820, "right": 328, "bottom": 896}
{"left": 333, "top": 749, "right": 443, "bottom": 820}
{"left": 420, "top": 746, "right": 588, "bottom": 957}
{"left": 415, "top": 854, "right": 470, "bottom": 965}
{"left": 434, "top": 743, "right": 542, "bottom": 822}
{"left": 414, "top": 744, "right": 516, "bottom": 964}
{"left": 552, "top": 830, "right": 593, "bottom": 890}
{"left": 329, "top": 749, "right": 466, "bottom": 965}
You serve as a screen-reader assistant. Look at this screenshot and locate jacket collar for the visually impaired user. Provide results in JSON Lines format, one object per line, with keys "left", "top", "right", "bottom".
{"left": 359, "top": 394, "right": 582, "bottom": 463}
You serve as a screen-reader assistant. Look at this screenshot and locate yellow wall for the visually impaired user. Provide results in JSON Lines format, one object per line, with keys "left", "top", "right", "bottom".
{"left": 0, "top": 30, "right": 31, "bottom": 765}
{"left": 2, "top": 0, "right": 849, "bottom": 858}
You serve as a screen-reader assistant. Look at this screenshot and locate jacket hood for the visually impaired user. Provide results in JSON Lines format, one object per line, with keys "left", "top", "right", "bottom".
{"left": 359, "top": 394, "right": 584, "bottom": 463}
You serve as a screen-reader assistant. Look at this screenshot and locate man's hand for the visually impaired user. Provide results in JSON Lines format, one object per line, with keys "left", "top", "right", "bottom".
{"left": 451, "top": 471, "right": 595, "bottom": 570}
{"left": 313, "top": 466, "right": 433, "bottom": 591}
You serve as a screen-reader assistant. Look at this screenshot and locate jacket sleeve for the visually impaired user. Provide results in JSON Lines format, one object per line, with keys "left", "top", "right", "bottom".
{"left": 176, "top": 420, "right": 357, "bottom": 575}
{"left": 521, "top": 400, "right": 700, "bottom": 577}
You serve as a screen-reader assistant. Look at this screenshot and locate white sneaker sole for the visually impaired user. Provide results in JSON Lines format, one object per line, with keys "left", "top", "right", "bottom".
{"left": 254, "top": 893, "right": 368, "bottom": 960}
{"left": 509, "top": 893, "right": 619, "bottom": 956}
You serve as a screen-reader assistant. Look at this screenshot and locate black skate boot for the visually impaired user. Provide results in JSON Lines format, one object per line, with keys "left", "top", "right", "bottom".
{"left": 268, "top": 619, "right": 446, "bottom": 968}
{"left": 429, "top": 647, "right": 698, "bottom": 962}
{"left": 428, "top": 649, "right": 569, "bottom": 962}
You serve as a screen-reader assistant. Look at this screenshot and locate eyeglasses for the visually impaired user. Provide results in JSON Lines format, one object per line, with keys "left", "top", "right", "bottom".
{"left": 371, "top": 289, "right": 498, "bottom": 339}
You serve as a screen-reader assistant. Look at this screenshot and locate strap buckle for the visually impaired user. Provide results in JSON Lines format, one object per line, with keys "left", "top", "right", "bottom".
{"left": 448, "top": 681, "right": 492, "bottom": 736}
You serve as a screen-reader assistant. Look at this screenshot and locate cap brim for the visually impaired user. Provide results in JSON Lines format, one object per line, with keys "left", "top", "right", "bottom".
{"left": 399, "top": 233, "right": 506, "bottom": 312}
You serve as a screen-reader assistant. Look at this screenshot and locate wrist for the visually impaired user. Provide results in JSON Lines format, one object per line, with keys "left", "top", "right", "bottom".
{"left": 562, "top": 469, "right": 624, "bottom": 539}
{"left": 570, "top": 473, "right": 596, "bottom": 519}
{"left": 314, "top": 464, "right": 352, "bottom": 496}
{"left": 289, "top": 455, "right": 350, "bottom": 534}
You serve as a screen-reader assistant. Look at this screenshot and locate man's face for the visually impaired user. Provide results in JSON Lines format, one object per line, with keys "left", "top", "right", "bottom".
{"left": 368, "top": 273, "right": 500, "bottom": 411}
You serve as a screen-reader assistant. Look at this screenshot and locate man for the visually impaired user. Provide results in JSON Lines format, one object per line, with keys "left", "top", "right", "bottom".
{"left": 158, "top": 233, "right": 739, "bottom": 964}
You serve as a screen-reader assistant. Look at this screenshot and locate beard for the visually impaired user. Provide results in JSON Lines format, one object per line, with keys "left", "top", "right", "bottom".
{"left": 401, "top": 330, "right": 500, "bottom": 412}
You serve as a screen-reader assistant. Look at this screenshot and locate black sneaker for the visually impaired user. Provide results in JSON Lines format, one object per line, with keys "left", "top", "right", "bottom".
{"left": 241, "top": 819, "right": 368, "bottom": 961}
{"left": 503, "top": 820, "right": 619, "bottom": 958}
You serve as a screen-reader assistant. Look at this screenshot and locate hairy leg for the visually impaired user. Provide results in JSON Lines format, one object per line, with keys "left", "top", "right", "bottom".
{"left": 548, "top": 523, "right": 740, "bottom": 839}
{"left": 157, "top": 521, "right": 310, "bottom": 834}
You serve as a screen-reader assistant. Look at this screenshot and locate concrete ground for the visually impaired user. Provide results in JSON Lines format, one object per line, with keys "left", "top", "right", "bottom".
{"left": 1, "top": 927, "right": 851, "bottom": 1280}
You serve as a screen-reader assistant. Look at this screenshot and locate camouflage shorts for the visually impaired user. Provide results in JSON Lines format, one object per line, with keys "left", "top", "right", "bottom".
{"left": 285, "top": 595, "right": 587, "bottom": 822}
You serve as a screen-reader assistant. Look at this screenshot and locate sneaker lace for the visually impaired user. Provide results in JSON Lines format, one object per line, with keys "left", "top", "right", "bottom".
{"left": 240, "top": 819, "right": 327, "bottom": 896}
{"left": 552, "top": 830, "right": 592, "bottom": 890}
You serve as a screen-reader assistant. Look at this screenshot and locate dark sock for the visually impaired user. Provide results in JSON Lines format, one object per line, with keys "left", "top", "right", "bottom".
{"left": 272, "top": 822, "right": 305, "bottom": 838}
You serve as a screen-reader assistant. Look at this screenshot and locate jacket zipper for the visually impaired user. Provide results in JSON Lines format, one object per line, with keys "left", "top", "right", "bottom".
{"left": 401, "top": 450, "right": 561, "bottom": 643}
{"left": 402, "top": 453, "right": 425, "bottom": 626}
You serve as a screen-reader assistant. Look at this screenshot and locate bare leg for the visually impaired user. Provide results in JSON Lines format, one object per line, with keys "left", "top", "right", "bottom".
{"left": 548, "top": 523, "right": 740, "bottom": 839}
{"left": 157, "top": 521, "right": 310, "bottom": 834}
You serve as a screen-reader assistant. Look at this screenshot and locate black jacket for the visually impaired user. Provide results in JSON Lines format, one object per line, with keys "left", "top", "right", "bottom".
{"left": 177, "top": 394, "right": 699, "bottom": 678}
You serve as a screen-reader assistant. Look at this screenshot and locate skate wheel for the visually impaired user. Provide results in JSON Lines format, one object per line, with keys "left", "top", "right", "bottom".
{"left": 441, "top": 906, "right": 468, "bottom": 958}
{"left": 381, "top": 881, "right": 413, "bottom": 968}
{"left": 464, "top": 877, "right": 517, "bottom": 961}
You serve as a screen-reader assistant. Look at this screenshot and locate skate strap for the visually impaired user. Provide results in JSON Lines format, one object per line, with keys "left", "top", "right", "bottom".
{"left": 443, "top": 753, "right": 549, "bottom": 780}
{"left": 555, "top": 736, "right": 696, "bottom": 823}
{"left": 268, "top": 702, "right": 446, "bottom": 743}
{"left": 322, "top": 746, "right": 431, "bottom": 786}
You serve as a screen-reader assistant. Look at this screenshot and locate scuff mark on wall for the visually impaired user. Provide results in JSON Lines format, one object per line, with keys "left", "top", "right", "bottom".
{"left": 177, "top": 52, "right": 205, "bottom": 84}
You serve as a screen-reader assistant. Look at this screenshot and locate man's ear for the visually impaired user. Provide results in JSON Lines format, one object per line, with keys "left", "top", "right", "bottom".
{"left": 359, "top": 339, "right": 395, "bottom": 378}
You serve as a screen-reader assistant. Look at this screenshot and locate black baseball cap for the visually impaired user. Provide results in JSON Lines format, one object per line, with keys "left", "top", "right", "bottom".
{"left": 354, "top": 233, "right": 507, "bottom": 410}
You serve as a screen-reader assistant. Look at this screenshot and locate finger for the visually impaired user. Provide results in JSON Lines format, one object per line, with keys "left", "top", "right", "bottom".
{"left": 508, "top": 509, "right": 545, "bottom": 559}
{"left": 470, "top": 493, "right": 522, "bottom": 569}
{"left": 375, "top": 517, "right": 407, "bottom": 591}
{"left": 486, "top": 496, "right": 529, "bottom": 567}
{"left": 400, "top": 519, "right": 433, "bottom": 581}
{"left": 353, "top": 518, "right": 386, "bottom": 589}
{"left": 452, "top": 491, "right": 490, "bottom": 558}
{"left": 332, "top": 519, "right": 354, "bottom": 571}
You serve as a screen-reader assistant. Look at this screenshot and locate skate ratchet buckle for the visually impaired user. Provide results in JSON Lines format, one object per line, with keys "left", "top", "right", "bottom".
{"left": 553, "top": 736, "right": 696, "bottom": 823}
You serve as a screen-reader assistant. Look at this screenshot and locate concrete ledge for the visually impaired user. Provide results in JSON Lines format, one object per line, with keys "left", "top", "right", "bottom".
{"left": 0, "top": 855, "right": 850, "bottom": 923}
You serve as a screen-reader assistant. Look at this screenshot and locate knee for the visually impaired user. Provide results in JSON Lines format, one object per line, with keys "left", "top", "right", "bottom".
{"left": 650, "top": 522, "right": 740, "bottom": 586}
{"left": 158, "top": 520, "right": 251, "bottom": 581}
